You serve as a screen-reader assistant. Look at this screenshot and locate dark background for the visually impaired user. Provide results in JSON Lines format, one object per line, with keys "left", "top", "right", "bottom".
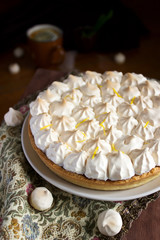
{"left": 0, "top": 3, "right": 160, "bottom": 240}
{"left": 1, "top": 0, "right": 159, "bottom": 53}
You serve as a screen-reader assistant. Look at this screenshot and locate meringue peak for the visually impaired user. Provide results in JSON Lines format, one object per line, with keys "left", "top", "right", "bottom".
{"left": 4, "top": 108, "right": 23, "bottom": 127}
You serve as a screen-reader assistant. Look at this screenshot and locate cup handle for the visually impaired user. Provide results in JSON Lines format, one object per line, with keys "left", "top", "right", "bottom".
{"left": 50, "top": 45, "right": 65, "bottom": 64}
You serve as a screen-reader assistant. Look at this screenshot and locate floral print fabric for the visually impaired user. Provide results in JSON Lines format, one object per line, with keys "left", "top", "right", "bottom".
{"left": 0, "top": 94, "right": 160, "bottom": 240}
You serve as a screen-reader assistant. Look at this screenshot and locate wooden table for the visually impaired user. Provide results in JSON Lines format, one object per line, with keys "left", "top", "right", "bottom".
{"left": 1, "top": 30, "right": 160, "bottom": 123}
{"left": 0, "top": 31, "right": 160, "bottom": 239}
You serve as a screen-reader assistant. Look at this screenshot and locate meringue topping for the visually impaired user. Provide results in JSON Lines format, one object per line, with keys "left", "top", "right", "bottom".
{"left": 29, "top": 70, "right": 160, "bottom": 182}
{"left": 80, "top": 82, "right": 101, "bottom": 96}
{"left": 133, "top": 96, "right": 153, "bottom": 110}
{"left": 82, "top": 95, "right": 102, "bottom": 107}
{"left": 30, "top": 98, "right": 49, "bottom": 116}
{"left": 154, "top": 127, "right": 160, "bottom": 139}
{"left": 99, "top": 126, "right": 122, "bottom": 143}
{"left": 46, "top": 142, "right": 72, "bottom": 166}
{"left": 129, "top": 147, "right": 155, "bottom": 175}
{"left": 60, "top": 130, "right": 87, "bottom": 151}
{"left": 97, "top": 111, "right": 118, "bottom": 129}
{"left": 49, "top": 81, "right": 69, "bottom": 95}
{"left": 62, "top": 89, "right": 83, "bottom": 105}
{"left": 119, "top": 86, "right": 140, "bottom": 100}
{"left": 108, "top": 151, "right": 135, "bottom": 180}
{"left": 39, "top": 89, "right": 61, "bottom": 103}
{"left": 102, "top": 71, "right": 122, "bottom": 83}
{"left": 72, "top": 105, "right": 95, "bottom": 122}
{"left": 30, "top": 113, "right": 52, "bottom": 135}
{"left": 117, "top": 116, "right": 138, "bottom": 135}
{"left": 114, "top": 135, "right": 144, "bottom": 154}
{"left": 132, "top": 120, "right": 155, "bottom": 140}
{"left": 77, "top": 119, "right": 101, "bottom": 138}
{"left": 34, "top": 128, "right": 59, "bottom": 152}
{"left": 64, "top": 151, "right": 88, "bottom": 174}
{"left": 52, "top": 115, "right": 76, "bottom": 134}
{"left": 83, "top": 70, "right": 102, "bottom": 85}
{"left": 139, "top": 108, "right": 160, "bottom": 127}
{"left": 102, "top": 94, "right": 124, "bottom": 107}
{"left": 151, "top": 96, "right": 160, "bottom": 108}
{"left": 145, "top": 139, "right": 160, "bottom": 166}
{"left": 101, "top": 80, "right": 120, "bottom": 96}
{"left": 85, "top": 152, "right": 108, "bottom": 180}
{"left": 49, "top": 99, "right": 74, "bottom": 117}
{"left": 64, "top": 74, "right": 85, "bottom": 88}
{"left": 121, "top": 72, "right": 147, "bottom": 86}
{"left": 138, "top": 80, "right": 160, "bottom": 97}
{"left": 117, "top": 102, "right": 138, "bottom": 117}
{"left": 94, "top": 102, "right": 116, "bottom": 116}
{"left": 82, "top": 138, "right": 111, "bottom": 154}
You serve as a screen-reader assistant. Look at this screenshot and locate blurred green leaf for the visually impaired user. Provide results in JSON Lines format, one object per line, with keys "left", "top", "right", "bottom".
{"left": 82, "top": 9, "right": 113, "bottom": 38}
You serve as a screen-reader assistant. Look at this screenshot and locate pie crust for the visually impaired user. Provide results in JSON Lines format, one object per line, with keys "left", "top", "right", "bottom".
{"left": 28, "top": 115, "right": 160, "bottom": 190}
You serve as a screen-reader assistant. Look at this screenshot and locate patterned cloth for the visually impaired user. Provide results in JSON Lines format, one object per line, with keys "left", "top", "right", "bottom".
{"left": 0, "top": 94, "right": 160, "bottom": 240}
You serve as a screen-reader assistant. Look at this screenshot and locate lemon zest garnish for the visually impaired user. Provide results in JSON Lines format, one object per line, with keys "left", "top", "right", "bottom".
{"left": 95, "top": 112, "right": 107, "bottom": 118}
{"left": 92, "top": 146, "right": 99, "bottom": 159}
{"left": 100, "top": 124, "right": 106, "bottom": 136}
{"left": 144, "top": 121, "right": 149, "bottom": 128}
{"left": 76, "top": 131, "right": 87, "bottom": 143}
{"left": 97, "top": 84, "right": 102, "bottom": 96}
{"left": 99, "top": 119, "right": 106, "bottom": 136}
{"left": 130, "top": 96, "right": 135, "bottom": 105}
{"left": 100, "top": 118, "right": 106, "bottom": 125}
{"left": 111, "top": 143, "right": 124, "bottom": 153}
{"left": 81, "top": 131, "right": 87, "bottom": 138}
{"left": 111, "top": 143, "right": 118, "bottom": 152}
{"left": 65, "top": 144, "right": 73, "bottom": 151}
{"left": 64, "top": 94, "right": 74, "bottom": 100}
{"left": 112, "top": 88, "right": 122, "bottom": 98}
{"left": 40, "top": 124, "right": 52, "bottom": 130}
{"left": 75, "top": 117, "right": 89, "bottom": 128}
{"left": 144, "top": 142, "right": 149, "bottom": 145}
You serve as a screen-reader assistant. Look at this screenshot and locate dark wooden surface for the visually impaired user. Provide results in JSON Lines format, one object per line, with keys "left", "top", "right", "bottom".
{"left": 1, "top": 33, "right": 160, "bottom": 123}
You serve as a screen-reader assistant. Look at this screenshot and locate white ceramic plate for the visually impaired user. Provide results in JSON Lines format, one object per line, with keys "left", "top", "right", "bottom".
{"left": 21, "top": 114, "right": 160, "bottom": 201}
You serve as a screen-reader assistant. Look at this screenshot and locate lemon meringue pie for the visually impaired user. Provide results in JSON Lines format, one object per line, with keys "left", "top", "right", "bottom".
{"left": 28, "top": 71, "right": 160, "bottom": 190}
